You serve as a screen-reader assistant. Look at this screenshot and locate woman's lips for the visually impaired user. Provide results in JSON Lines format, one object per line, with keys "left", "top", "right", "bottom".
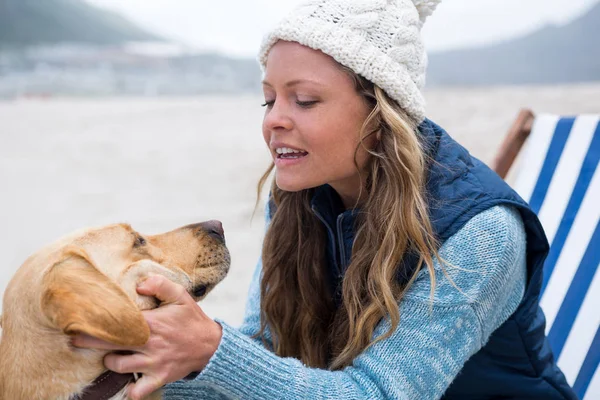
{"left": 275, "top": 152, "right": 308, "bottom": 166}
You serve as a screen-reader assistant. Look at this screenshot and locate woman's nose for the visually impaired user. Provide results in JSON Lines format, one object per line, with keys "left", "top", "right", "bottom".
{"left": 263, "top": 100, "right": 294, "bottom": 131}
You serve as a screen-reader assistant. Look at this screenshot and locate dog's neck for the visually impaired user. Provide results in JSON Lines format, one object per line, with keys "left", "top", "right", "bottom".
{"left": 0, "top": 325, "right": 111, "bottom": 400}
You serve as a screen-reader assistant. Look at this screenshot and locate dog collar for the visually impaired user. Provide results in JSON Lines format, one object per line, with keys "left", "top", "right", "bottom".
{"left": 70, "top": 370, "right": 136, "bottom": 400}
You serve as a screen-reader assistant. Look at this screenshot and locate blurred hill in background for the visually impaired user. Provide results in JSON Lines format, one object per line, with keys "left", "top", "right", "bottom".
{"left": 0, "top": 0, "right": 159, "bottom": 47}
{"left": 427, "top": 1, "right": 600, "bottom": 85}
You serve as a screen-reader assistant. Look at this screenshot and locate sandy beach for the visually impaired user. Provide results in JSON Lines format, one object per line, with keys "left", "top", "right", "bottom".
{"left": 1, "top": 83, "right": 599, "bottom": 326}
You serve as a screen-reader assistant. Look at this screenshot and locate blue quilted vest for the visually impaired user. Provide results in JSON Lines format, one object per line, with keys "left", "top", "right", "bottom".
{"left": 306, "top": 119, "right": 577, "bottom": 399}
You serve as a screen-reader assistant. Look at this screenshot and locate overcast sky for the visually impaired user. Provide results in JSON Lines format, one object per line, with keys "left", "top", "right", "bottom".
{"left": 87, "top": 0, "right": 599, "bottom": 57}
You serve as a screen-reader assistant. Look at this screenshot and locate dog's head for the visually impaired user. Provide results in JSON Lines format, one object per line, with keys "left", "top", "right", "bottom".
{"left": 1, "top": 221, "right": 230, "bottom": 348}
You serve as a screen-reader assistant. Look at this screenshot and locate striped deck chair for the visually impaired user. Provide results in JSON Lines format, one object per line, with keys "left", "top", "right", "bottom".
{"left": 493, "top": 110, "right": 600, "bottom": 400}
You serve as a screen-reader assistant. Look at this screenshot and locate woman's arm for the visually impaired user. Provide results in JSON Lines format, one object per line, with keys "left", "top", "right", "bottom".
{"left": 164, "top": 205, "right": 528, "bottom": 400}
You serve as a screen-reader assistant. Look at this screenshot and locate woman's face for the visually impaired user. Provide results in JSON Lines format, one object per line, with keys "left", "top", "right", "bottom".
{"left": 262, "top": 41, "right": 373, "bottom": 207}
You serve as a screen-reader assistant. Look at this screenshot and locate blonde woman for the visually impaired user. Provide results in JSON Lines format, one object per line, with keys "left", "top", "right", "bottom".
{"left": 73, "top": 1, "right": 576, "bottom": 399}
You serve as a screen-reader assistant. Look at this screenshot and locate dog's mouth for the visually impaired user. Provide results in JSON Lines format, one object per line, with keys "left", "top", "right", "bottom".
{"left": 192, "top": 284, "right": 210, "bottom": 298}
{"left": 188, "top": 246, "right": 230, "bottom": 300}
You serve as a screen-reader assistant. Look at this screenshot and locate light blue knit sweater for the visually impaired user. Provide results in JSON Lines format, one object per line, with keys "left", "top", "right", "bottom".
{"left": 164, "top": 204, "right": 527, "bottom": 400}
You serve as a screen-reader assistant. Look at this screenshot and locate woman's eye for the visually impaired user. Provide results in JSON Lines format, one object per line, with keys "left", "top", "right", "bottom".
{"left": 296, "top": 100, "right": 318, "bottom": 108}
{"left": 261, "top": 100, "right": 275, "bottom": 108}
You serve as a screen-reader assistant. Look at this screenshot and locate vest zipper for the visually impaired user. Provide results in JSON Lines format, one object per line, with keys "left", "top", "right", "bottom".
{"left": 336, "top": 214, "right": 346, "bottom": 278}
{"left": 311, "top": 205, "right": 341, "bottom": 276}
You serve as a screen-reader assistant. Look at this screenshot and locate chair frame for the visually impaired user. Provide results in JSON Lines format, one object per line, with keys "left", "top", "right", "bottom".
{"left": 492, "top": 109, "right": 535, "bottom": 179}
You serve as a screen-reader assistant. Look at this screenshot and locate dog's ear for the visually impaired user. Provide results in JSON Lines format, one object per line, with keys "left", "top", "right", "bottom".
{"left": 41, "top": 246, "right": 150, "bottom": 346}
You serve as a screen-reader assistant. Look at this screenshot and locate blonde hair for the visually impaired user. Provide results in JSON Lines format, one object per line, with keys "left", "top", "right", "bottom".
{"left": 255, "top": 67, "right": 439, "bottom": 369}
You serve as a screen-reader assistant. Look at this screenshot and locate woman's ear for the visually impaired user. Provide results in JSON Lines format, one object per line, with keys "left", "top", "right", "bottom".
{"left": 41, "top": 246, "right": 150, "bottom": 346}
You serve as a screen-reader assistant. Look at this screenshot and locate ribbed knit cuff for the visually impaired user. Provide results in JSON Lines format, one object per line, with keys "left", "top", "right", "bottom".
{"left": 171, "top": 320, "right": 304, "bottom": 399}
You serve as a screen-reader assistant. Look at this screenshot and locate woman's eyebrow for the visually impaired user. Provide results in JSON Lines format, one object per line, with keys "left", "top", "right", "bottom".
{"left": 262, "top": 79, "right": 325, "bottom": 88}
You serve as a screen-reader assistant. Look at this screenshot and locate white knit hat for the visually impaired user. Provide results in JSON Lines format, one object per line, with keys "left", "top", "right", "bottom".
{"left": 258, "top": 0, "right": 442, "bottom": 123}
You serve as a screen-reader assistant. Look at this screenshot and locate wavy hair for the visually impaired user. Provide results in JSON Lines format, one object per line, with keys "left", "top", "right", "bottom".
{"left": 255, "top": 66, "right": 440, "bottom": 370}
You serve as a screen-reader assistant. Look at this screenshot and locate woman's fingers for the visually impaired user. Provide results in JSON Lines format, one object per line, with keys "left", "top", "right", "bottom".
{"left": 127, "top": 373, "right": 164, "bottom": 400}
{"left": 137, "top": 274, "right": 188, "bottom": 305}
{"left": 71, "top": 333, "right": 135, "bottom": 351}
{"left": 104, "top": 352, "right": 151, "bottom": 374}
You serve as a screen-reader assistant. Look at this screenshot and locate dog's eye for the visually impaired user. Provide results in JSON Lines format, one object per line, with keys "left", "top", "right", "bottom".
{"left": 134, "top": 236, "right": 146, "bottom": 247}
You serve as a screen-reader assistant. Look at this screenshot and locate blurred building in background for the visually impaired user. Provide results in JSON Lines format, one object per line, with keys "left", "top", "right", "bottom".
{"left": 0, "top": 43, "right": 260, "bottom": 98}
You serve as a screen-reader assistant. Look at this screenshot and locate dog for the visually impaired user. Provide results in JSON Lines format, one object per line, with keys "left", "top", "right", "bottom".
{"left": 0, "top": 220, "right": 230, "bottom": 400}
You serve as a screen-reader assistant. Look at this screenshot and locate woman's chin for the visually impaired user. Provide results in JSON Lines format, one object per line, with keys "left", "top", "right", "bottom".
{"left": 275, "top": 182, "right": 303, "bottom": 192}
{"left": 275, "top": 176, "right": 313, "bottom": 192}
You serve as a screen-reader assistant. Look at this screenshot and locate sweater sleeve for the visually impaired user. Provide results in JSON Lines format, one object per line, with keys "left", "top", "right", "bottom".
{"left": 236, "top": 201, "right": 273, "bottom": 347}
{"left": 236, "top": 257, "right": 272, "bottom": 348}
{"left": 164, "top": 205, "right": 527, "bottom": 400}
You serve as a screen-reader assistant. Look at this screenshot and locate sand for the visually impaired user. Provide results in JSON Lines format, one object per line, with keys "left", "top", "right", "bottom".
{"left": 1, "top": 83, "right": 599, "bottom": 325}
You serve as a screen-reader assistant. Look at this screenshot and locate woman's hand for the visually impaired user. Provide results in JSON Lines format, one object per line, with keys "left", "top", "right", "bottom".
{"left": 72, "top": 274, "right": 222, "bottom": 400}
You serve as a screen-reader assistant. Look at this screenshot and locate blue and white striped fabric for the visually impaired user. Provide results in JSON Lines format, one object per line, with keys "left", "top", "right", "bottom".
{"left": 513, "top": 114, "right": 600, "bottom": 400}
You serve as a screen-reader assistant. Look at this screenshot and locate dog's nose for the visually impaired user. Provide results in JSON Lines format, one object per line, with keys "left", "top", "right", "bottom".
{"left": 198, "top": 220, "right": 225, "bottom": 242}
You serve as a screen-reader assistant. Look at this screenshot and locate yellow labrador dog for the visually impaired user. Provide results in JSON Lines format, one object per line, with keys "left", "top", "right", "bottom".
{"left": 0, "top": 220, "right": 230, "bottom": 400}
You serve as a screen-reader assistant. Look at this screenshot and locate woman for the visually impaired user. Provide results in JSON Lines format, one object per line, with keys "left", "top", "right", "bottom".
{"left": 74, "top": 0, "right": 576, "bottom": 399}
